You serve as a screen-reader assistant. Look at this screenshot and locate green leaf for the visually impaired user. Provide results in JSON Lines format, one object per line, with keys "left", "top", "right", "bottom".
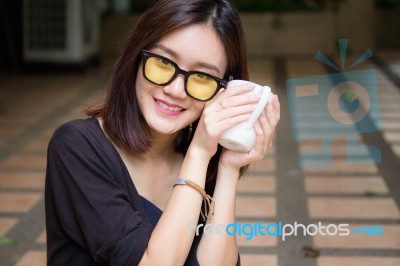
{"left": 0, "top": 236, "right": 17, "bottom": 245}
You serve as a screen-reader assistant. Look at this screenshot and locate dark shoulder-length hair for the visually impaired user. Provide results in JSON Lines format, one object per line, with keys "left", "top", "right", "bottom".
{"left": 88, "top": 0, "right": 249, "bottom": 186}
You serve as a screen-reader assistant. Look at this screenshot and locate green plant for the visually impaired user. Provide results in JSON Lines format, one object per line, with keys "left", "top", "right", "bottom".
{"left": 0, "top": 236, "right": 16, "bottom": 245}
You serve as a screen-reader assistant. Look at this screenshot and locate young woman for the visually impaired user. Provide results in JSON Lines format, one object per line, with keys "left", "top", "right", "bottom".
{"left": 45, "top": 0, "right": 280, "bottom": 265}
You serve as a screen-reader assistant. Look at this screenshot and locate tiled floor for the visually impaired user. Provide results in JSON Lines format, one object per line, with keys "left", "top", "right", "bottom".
{"left": 0, "top": 52, "right": 400, "bottom": 265}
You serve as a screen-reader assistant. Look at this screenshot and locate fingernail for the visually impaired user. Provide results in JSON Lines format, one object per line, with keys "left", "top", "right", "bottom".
{"left": 252, "top": 94, "right": 262, "bottom": 101}
{"left": 247, "top": 84, "right": 256, "bottom": 90}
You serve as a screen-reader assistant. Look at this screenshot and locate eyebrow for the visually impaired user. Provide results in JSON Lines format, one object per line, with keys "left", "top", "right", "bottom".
{"left": 152, "top": 44, "right": 223, "bottom": 75}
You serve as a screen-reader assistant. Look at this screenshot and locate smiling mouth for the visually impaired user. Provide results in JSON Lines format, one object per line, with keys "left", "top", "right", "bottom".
{"left": 155, "top": 98, "right": 186, "bottom": 113}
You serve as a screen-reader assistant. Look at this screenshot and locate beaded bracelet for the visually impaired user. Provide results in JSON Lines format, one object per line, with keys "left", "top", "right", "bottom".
{"left": 174, "top": 178, "right": 215, "bottom": 221}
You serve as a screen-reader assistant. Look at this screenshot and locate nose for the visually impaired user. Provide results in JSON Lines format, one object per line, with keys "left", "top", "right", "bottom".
{"left": 162, "top": 74, "right": 187, "bottom": 100}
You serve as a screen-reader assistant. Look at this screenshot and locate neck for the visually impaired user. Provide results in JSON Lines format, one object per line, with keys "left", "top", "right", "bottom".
{"left": 127, "top": 133, "right": 184, "bottom": 188}
{"left": 139, "top": 133, "right": 179, "bottom": 163}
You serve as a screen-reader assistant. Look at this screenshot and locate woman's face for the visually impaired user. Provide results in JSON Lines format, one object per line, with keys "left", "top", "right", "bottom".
{"left": 136, "top": 23, "right": 227, "bottom": 138}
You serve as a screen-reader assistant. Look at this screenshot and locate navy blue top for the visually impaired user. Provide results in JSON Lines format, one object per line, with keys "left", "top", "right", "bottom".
{"left": 139, "top": 196, "right": 162, "bottom": 228}
{"left": 45, "top": 117, "right": 209, "bottom": 265}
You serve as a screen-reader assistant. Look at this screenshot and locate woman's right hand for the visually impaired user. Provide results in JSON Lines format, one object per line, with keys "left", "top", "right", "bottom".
{"left": 187, "top": 83, "right": 262, "bottom": 159}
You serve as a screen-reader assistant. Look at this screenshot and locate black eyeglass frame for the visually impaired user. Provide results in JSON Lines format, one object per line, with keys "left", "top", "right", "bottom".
{"left": 140, "top": 50, "right": 228, "bottom": 102}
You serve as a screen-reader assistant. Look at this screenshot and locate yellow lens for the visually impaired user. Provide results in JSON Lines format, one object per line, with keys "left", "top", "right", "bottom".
{"left": 145, "top": 57, "right": 175, "bottom": 84}
{"left": 187, "top": 74, "right": 218, "bottom": 100}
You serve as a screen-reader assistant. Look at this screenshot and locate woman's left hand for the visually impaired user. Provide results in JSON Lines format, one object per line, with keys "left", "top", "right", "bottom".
{"left": 219, "top": 94, "right": 281, "bottom": 174}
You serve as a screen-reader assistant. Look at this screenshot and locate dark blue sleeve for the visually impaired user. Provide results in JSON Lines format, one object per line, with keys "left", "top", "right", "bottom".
{"left": 46, "top": 132, "right": 153, "bottom": 265}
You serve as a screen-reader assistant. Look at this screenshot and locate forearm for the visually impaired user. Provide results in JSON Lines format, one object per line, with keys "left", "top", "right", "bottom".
{"left": 139, "top": 150, "right": 210, "bottom": 266}
{"left": 197, "top": 166, "right": 239, "bottom": 266}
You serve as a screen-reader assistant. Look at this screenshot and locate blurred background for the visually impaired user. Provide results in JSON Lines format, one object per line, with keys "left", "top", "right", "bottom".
{"left": 1, "top": 0, "right": 399, "bottom": 71}
{"left": 0, "top": 0, "right": 400, "bottom": 265}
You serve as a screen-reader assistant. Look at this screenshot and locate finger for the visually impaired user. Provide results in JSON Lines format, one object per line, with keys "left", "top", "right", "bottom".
{"left": 216, "top": 113, "right": 251, "bottom": 133}
{"left": 271, "top": 95, "right": 281, "bottom": 122}
{"left": 254, "top": 120, "right": 263, "bottom": 136}
{"left": 265, "top": 103, "right": 278, "bottom": 129}
{"left": 204, "top": 101, "right": 258, "bottom": 122}
{"left": 207, "top": 86, "right": 255, "bottom": 111}
{"left": 205, "top": 88, "right": 226, "bottom": 106}
{"left": 250, "top": 121, "right": 265, "bottom": 158}
{"left": 200, "top": 111, "right": 251, "bottom": 140}
{"left": 258, "top": 114, "right": 273, "bottom": 154}
{"left": 259, "top": 115, "right": 271, "bottom": 132}
{"left": 225, "top": 83, "right": 255, "bottom": 95}
{"left": 219, "top": 93, "right": 261, "bottom": 110}
{"left": 201, "top": 102, "right": 258, "bottom": 139}
{"left": 218, "top": 103, "right": 259, "bottom": 120}
{"left": 213, "top": 83, "right": 255, "bottom": 103}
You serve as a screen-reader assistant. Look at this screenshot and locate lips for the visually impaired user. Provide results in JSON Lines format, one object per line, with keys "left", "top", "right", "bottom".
{"left": 154, "top": 98, "right": 186, "bottom": 115}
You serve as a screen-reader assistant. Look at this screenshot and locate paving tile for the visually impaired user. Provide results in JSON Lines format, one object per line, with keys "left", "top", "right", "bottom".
{"left": 8, "top": 91, "right": 81, "bottom": 117}
{"left": 302, "top": 160, "right": 378, "bottom": 174}
{"left": 236, "top": 221, "right": 278, "bottom": 247}
{"left": 384, "top": 132, "right": 400, "bottom": 143}
{"left": 55, "top": 116, "right": 85, "bottom": 127}
{"left": 241, "top": 254, "right": 278, "bottom": 266}
{"left": 8, "top": 102, "right": 54, "bottom": 116}
{"left": 238, "top": 175, "right": 275, "bottom": 194}
{"left": 15, "top": 251, "right": 46, "bottom": 266}
{"left": 249, "top": 158, "right": 275, "bottom": 172}
{"left": 80, "top": 90, "right": 106, "bottom": 107}
{"left": 0, "top": 218, "right": 18, "bottom": 235}
{"left": 380, "top": 113, "right": 400, "bottom": 120}
{"left": 0, "top": 127, "right": 25, "bottom": 139}
{"left": 68, "top": 105, "right": 89, "bottom": 116}
{"left": 41, "top": 127, "right": 58, "bottom": 139}
{"left": 308, "top": 197, "right": 400, "bottom": 219}
{"left": 314, "top": 224, "right": 400, "bottom": 249}
{"left": 304, "top": 176, "right": 388, "bottom": 194}
{"left": 0, "top": 154, "right": 47, "bottom": 170}
{"left": 20, "top": 139, "right": 50, "bottom": 153}
{"left": 0, "top": 115, "right": 41, "bottom": 126}
{"left": 299, "top": 141, "right": 372, "bottom": 157}
{"left": 393, "top": 145, "right": 400, "bottom": 158}
{"left": 37, "top": 230, "right": 46, "bottom": 244}
{"left": 380, "top": 104, "right": 400, "bottom": 112}
{"left": 0, "top": 172, "right": 45, "bottom": 189}
{"left": 236, "top": 196, "right": 276, "bottom": 218}
{"left": 0, "top": 192, "right": 42, "bottom": 213}
{"left": 382, "top": 120, "right": 400, "bottom": 130}
{"left": 317, "top": 256, "right": 400, "bottom": 266}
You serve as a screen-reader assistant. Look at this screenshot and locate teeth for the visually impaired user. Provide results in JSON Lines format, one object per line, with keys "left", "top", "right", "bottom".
{"left": 158, "top": 101, "right": 183, "bottom": 112}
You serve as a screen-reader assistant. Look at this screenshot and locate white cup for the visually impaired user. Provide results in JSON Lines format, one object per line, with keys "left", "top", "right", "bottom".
{"left": 219, "top": 80, "right": 274, "bottom": 152}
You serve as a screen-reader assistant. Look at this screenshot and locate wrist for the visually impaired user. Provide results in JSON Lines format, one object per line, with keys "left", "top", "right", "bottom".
{"left": 187, "top": 145, "right": 213, "bottom": 161}
{"left": 179, "top": 147, "right": 212, "bottom": 187}
{"left": 218, "top": 163, "right": 241, "bottom": 176}
{"left": 217, "top": 164, "right": 240, "bottom": 184}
